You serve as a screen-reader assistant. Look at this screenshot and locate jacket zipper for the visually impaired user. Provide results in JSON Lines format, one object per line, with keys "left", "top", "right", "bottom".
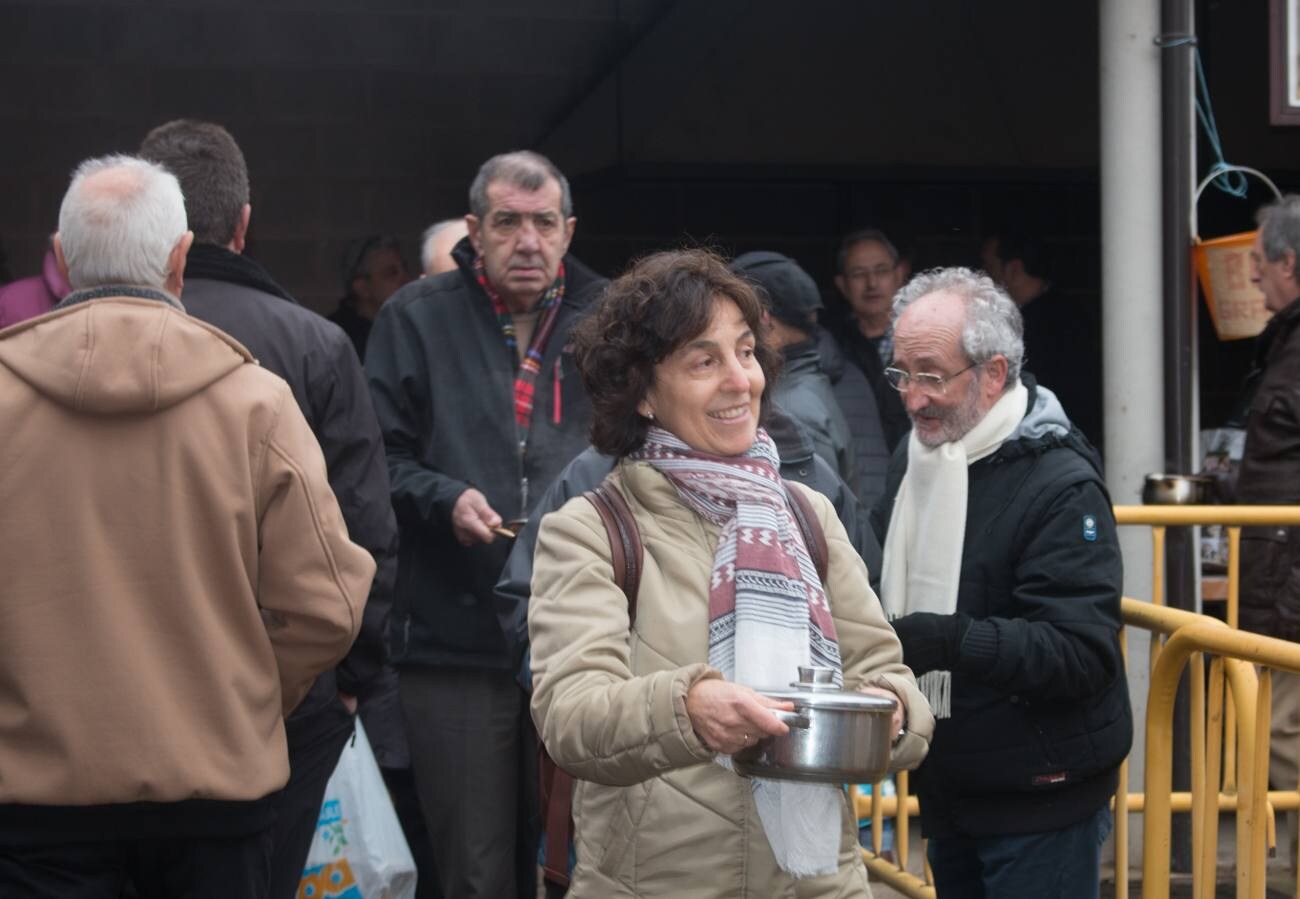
{"left": 553, "top": 357, "right": 563, "bottom": 425}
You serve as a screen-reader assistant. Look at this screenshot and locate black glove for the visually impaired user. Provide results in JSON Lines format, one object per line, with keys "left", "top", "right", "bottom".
{"left": 890, "top": 611, "right": 972, "bottom": 677}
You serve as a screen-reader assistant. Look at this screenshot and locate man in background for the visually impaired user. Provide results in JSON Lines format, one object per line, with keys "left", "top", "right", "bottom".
{"left": 830, "top": 228, "right": 911, "bottom": 451}
{"left": 732, "top": 250, "right": 861, "bottom": 493}
{"left": 141, "top": 119, "right": 398, "bottom": 899}
{"left": 331, "top": 234, "right": 412, "bottom": 361}
{"left": 981, "top": 230, "right": 1103, "bottom": 447}
{"left": 0, "top": 236, "right": 71, "bottom": 328}
{"left": 421, "top": 218, "right": 469, "bottom": 277}
{"left": 1239, "top": 194, "right": 1300, "bottom": 793}
{"left": 367, "top": 150, "right": 606, "bottom": 899}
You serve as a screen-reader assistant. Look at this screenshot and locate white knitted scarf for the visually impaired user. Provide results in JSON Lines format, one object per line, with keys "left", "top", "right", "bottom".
{"left": 880, "top": 381, "right": 1027, "bottom": 718}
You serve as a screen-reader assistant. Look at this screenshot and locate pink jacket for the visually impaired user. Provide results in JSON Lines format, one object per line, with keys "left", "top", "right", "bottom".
{"left": 0, "top": 249, "right": 71, "bottom": 329}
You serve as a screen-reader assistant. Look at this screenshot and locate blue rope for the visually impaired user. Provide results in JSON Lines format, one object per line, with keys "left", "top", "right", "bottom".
{"left": 1194, "top": 49, "right": 1247, "bottom": 198}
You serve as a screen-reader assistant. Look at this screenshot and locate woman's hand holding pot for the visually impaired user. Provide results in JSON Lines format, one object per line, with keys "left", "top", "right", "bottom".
{"left": 858, "top": 685, "right": 905, "bottom": 739}
{"left": 686, "top": 679, "right": 793, "bottom": 755}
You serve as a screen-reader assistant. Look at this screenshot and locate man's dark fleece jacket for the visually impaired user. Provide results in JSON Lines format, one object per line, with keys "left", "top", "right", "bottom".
{"left": 872, "top": 376, "right": 1132, "bottom": 838}
{"left": 181, "top": 244, "right": 397, "bottom": 716}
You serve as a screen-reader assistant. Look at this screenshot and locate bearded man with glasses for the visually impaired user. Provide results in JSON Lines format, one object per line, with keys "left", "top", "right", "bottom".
{"left": 871, "top": 267, "right": 1131, "bottom": 898}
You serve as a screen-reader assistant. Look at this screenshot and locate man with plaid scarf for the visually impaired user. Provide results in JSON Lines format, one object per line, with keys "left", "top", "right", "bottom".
{"left": 366, "top": 151, "right": 606, "bottom": 899}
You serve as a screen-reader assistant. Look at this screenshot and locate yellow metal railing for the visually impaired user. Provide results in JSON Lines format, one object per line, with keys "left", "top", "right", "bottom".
{"left": 854, "top": 504, "right": 1300, "bottom": 899}
{"left": 1141, "top": 622, "right": 1300, "bottom": 899}
{"left": 852, "top": 771, "right": 932, "bottom": 897}
{"left": 1112, "top": 504, "right": 1300, "bottom": 628}
{"left": 1112, "top": 501, "right": 1300, "bottom": 893}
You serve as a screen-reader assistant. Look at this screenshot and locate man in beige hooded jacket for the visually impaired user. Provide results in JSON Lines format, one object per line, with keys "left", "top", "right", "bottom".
{"left": 0, "top": 155, "right": 374, "bottom": 898}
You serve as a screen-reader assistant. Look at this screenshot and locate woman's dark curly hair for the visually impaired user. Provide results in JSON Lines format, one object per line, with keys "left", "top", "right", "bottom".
{"left": 571, "top": 248, "right": 781, "bottom": 457}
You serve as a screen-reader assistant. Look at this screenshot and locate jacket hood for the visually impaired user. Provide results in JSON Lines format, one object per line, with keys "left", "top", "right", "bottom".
{"left": 1012, "top": 379, "right": 1070, "bottom": 442}
{"left": 0, "top": 295, "right": 255, "bottom": 415}
{"left": 815, "top": 326, "right": 846, "bottom": 385}
{"left": 779, "top": 338, "right": 822, "bottom": 377}
{"left": 996, "top": 374, "right": 1104, "bottom": 477}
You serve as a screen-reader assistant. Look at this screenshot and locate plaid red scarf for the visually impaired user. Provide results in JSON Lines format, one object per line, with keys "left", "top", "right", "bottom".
{"left": 474, "top": 257, "right": 566, "bottom": 439}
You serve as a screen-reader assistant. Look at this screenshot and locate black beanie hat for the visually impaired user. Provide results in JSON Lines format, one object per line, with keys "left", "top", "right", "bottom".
{"left": 729, "top": 251, "right": 823, "bottom": 331}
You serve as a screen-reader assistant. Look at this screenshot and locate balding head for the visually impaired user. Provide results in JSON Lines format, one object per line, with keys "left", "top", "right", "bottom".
{"left": 421, "top": 218, "right": 469, "bottom": 276}
{"left": 54, "top": 155, "right": 193, "bottom": 295}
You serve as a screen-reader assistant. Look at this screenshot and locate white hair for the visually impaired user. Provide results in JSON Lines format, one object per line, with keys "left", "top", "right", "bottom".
{"left": 892, "top": 266, "right": 1025, "bottom": 384}
{"left": 57, "top": 154, "right": 188, "bottom": 290}
{"left": 420, "top": 218, "right": 467, "bottom": 275}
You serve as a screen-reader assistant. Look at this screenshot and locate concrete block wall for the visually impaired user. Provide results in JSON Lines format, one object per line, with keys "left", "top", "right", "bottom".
{"left": 0, "top": 0, "right": 647, "bottom": 312}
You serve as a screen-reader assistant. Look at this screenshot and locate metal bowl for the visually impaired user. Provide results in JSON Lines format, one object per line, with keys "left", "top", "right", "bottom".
{"left": 1142, "top": 473, "right": 1217, "bottom": 505}
{"left": 732, "top": 666, "right": 897, "bottom": 784}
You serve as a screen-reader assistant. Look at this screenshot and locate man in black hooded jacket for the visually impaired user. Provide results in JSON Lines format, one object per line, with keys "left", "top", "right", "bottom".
{"left": 872, "top": 267, "right": 1130, "bottom": 897}
{"left": 141, "top": 120, "right": 399, "bottom": 899}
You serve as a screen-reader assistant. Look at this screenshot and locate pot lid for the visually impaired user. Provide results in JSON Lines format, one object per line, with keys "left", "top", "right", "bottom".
{"left": 756, "top": 665, "right": 898, "bottom": 712}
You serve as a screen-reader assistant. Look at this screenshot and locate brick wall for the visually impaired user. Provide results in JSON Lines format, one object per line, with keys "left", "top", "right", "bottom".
{"left": 0, "top": 0, "right": 655, "bottom": 312}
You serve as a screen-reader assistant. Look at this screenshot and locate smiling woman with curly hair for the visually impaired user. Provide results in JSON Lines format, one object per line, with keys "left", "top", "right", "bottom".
{"left": 527, "top": 248, "right": 933, "bottom": 898}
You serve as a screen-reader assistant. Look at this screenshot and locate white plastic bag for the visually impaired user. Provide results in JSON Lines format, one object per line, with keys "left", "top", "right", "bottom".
{"left": 296, "top": 719, "right": 417, "bottom": 899}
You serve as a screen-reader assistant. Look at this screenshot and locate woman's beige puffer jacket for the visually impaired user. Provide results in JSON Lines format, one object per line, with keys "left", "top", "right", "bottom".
{"left": 529, "top": 460, "right": 934, "bottom": 898}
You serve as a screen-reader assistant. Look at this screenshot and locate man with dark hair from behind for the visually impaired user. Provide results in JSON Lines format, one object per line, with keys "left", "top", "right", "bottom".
{"left": 140, "top": 119, "right": 399, "bottom": 898}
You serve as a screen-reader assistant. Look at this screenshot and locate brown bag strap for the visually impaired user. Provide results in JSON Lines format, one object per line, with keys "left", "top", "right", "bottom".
{"left": 583, "top": 481, "right": 643, "bottom": 622}
{"left": 540, "top": 481, "right": 643, "bottom": 888}
{"left": 586, "top": 478, "right": 823, "bottom": 609}
{"left": 783, "top": 479, "right": 829, "bottom": 584}
{"left": 539, "top": 750, "right": 574, "bottom": 887}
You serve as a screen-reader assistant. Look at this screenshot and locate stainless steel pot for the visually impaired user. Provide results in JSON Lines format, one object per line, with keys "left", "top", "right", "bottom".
{"left": 1142, "top": 473, "right": 1216, "bottom": 505}
{"left": 732, "top": 666, "right": 897, "bottom": 784}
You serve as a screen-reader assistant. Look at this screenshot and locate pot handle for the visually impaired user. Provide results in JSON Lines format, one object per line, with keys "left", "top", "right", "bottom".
{"left": 771, "top": 709, "right": 811, "bottom": 729}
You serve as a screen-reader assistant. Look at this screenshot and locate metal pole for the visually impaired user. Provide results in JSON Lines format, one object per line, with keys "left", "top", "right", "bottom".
{"left": 1161, "top": 4, "right": 1196, "bottom": 481}
{"left": 1160, "top": 0, "right": 1197, "bottom": 873}
{"left": 1100, "top": 0, "right": 1164, "bottom": 883}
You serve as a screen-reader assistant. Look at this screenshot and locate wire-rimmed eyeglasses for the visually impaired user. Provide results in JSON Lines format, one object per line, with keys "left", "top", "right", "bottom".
{"left": 883, "top": 362, "right": 980, "bottom": 396}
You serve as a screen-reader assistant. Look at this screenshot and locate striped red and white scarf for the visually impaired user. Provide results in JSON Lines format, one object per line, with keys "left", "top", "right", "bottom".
{"left": 632, "top": 426, "right": 841, "bottom": 682}
{"left": 632, "top": 425, "right": 844, "bottom": 877}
